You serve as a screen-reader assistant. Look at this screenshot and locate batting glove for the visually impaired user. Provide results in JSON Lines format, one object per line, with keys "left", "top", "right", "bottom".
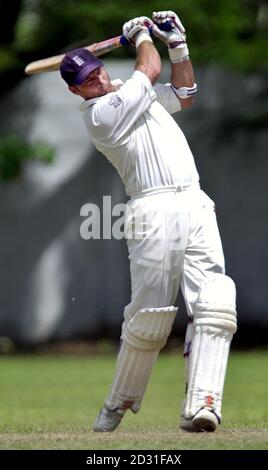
{"left": 123, "top": 16, "right": 153, "bottom": 48}
{"left": 152, "top": 11, "right": 189, "bottom": 62}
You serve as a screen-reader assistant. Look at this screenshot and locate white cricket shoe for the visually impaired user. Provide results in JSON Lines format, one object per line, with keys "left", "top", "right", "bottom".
{"left": 180, "top": 408, "right": 220, "bottom": 432}
{"left": 93, "top": 406, "right": 124, "bottom": 432}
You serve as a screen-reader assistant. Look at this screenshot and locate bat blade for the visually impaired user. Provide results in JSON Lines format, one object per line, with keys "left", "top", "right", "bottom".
{"left": 25, "top": 35, "right": 123, "bottom": 75}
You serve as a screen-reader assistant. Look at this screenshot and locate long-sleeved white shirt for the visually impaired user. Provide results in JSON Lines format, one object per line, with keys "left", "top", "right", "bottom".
{"left": 81, "top": 70, "right": 199, "bottom": 197}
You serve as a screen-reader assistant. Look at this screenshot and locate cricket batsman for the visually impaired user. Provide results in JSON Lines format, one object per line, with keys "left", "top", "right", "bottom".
{"left": 60, "top": 10, "right": 237, "bottom": 432}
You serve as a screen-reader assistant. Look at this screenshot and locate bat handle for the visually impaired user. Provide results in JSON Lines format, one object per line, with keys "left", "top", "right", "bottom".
{"left": 120, "top": 21, "right": 172, "bottom": 46}
{"left": 120, "top": 36, "right": 130, "bottom": 46}
{"left": 154, "top": 21, "right": 173, "bottom": 32}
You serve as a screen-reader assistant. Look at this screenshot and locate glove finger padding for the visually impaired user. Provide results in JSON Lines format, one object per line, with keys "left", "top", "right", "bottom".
{"left": 153, "top": 11, "right": 186, "bottom": 35}
{"left": 152, "top": 11, "right": 189, "bottom": 62}
{"left": 151, "top": 23, "right": 186, "bottom": 48}
{"left": 123, "top": 16, "right": 153, "bottom": 46}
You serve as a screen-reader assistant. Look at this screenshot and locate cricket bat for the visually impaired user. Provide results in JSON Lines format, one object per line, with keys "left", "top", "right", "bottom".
{"left": 25, "top": 36, "right": 128, "bottom": 75}
{"left": 25, "top": 22, "right": 172, "bottom": 75}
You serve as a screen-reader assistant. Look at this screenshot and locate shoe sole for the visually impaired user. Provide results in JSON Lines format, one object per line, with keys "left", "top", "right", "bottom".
{"left": 192, "top": 416, "right": 217, "bottom": 432}
{"left": 93, "top": 418, "right": 122, "bottom": 432}
{"left": 93, "top": 427, "right": 115, "bottom": 432}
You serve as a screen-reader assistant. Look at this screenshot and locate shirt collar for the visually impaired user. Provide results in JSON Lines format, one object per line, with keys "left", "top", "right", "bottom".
{"left": 80, "top": 78, "right": 123, "bottom": 112}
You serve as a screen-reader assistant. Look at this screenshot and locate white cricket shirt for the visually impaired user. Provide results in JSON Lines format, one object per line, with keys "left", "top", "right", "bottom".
{"left": 80, "top": 70, "right": 199, "bottom": 197}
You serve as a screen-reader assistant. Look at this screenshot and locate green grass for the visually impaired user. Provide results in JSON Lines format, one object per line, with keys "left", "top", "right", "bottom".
{"left": 0, "top": 350, "right": 267, "bottom": 449}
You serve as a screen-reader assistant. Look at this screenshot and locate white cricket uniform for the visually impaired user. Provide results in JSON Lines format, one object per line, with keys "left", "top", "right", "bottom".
{"left": 81, "top": 70, "right": 225, "bottom": 322}
{"left": 81, "top": 70, "right": 237, "bottom": 421}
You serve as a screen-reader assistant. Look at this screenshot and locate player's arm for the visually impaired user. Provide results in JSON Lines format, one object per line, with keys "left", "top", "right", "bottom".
{"left": 88, "top": 18, "right": 161, "bottom": 146}
{"left": 170, "top": 61, "right": 195, "bottom": 109}
{"left": 152, "top": 11, "right": 197, "bottom": 110}
{"left": 123, "top": 17, "right": 161, "bottom": 84}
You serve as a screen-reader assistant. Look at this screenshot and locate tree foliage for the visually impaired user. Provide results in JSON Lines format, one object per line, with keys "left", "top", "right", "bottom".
{"left": 0, "top": 0, "right": 23, "bottom": 76}
{"left": 0, "top": 0, "right": 267, "bottom": 92}
{"left": 15, "top": 0, "right": 267, "bottom": 70}
{"left": 0, "top": 134, "right": 54, "bottom": 180}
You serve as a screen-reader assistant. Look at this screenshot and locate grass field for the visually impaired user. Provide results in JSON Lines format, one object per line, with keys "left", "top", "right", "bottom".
{"left": 0, "top": 348, "right": 267, "bottom": 450}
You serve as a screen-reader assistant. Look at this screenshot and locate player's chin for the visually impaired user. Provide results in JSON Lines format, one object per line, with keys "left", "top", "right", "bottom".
{"left": 98, "top": 88, "right": 109, "bottom": 97}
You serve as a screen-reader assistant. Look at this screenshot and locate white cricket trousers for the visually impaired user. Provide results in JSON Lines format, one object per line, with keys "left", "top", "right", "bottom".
{"left": 123, "top": 186, "right": 225, "bottom": 322}
{"left": 104, "top": 185, "right": 228, "bottom": 414}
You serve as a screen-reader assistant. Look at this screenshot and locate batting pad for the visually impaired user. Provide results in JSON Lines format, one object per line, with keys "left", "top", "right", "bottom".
{"left": 105, "top": 306, "right": 177, "bottom": 413}
{"left": 183, "top": 274, "right": 237, "bottom": 419}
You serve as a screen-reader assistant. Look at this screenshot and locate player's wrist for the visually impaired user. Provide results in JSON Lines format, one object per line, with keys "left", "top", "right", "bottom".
{"left": 135, "top": 30, "right": 153, "bottom": 48}
{"left": 168, "top": 44, "right": 189, "bottom": 63}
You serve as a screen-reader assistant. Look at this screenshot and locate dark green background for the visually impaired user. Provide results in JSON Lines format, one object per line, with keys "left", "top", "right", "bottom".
{"left": 0, "top": 0, "right": 267, "bottom": 87}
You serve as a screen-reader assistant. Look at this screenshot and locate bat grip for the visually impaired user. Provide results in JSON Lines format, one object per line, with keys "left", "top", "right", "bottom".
{"left": 120, "top": 21, "right": 172, "bottom": 46}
